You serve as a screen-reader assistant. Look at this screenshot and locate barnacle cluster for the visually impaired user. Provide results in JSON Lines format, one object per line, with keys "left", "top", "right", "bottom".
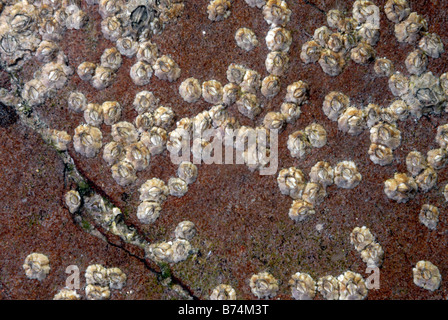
{"left": 316, "top": 271, "right": 368, "bottom": 300}
{"left": 350, "top": 226, "right": 384, "bottom": 267}
{"left": 85, "top": 264, "right": 127, "bottom": 300}
{"left": 287, "top": 122, "right": 326, "bottom": 159}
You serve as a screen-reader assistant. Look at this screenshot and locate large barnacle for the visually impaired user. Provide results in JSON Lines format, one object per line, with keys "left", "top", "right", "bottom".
{"left": 135, "top": 112, "right": 154, "bottom": 133}
{"left": 98, "top": 0, "right": 123, "bottom": 18}
{"left": 304, "top": 123, "right": 327, "bottom": 148}
{"left": 177, "top": 161, "right": 198, "bottom": 184}
{"left": 125, "top": 142, "right": 150, "bottom": 171}
{"left": 262, "top": 0, "right": 291, "bottom": 26}
{"left": 21, "top": 79, "right": 47, "bottom": 107}
{"left": 240, "top": 69, "right": 262, "bottom": 94}
{"left": 300, "top": 40, "right": 322, "bottom": 64}
{"left": 111, "top": 161, "right": 137, "bottom": 186}
{"left": 357, "top": 24, "right": 380, "bottom": 46}
{"left": 370, "top": 122, "right": 401, "bottom": 150}
{"left": 84, "top": 103, "right": 104, "bottom": 127}
{"left": 262, "top": 112, "right": 285, "bottom": 131}
{"left": 73, "top": 124, "right": 103, "bottom": 158}
{"left": 65, "top": 190, "right": 81, "bottom": 214}
{"left": 384, "top": 99, "right": 409, "bottom": 122}
{"left": 137, "top": 201, "right": 162, "bottom": 224}
{"left": 394, "top": 12, "right": 427, "bottom": 44}
{"left": 317, "top": 275, "right": 339, "bottom": 300}
{"left": 100, "top": 47, "right": 122, "bottom": 72}
{"left": 413, "top": 261, "right": 442, "bottom": 291}
{"left": 226, "top": 63, "right": 247, "bottom": 84}
{"left": 53, "top": 289, "right": 81, "bottom": 300}
{"left": 40, "top": 61, "right": 73, "bottom": 90}
{"left": 352, "top": 0, "right": 379, "bottom": 25}
{"left": 77, "top": 61, "right": 96, "bottom": 81}
{"left": 191, "top": 110, "right": 212, "bottom": 134}
{"left": 418, "top": 33, "right": 444, "bottom": 59}
{"left": 35, "top": 40, "right": 58, "bottom": 63}
{"left": 67, "top": 91, "right": 87, "bottom": 113}
{"left": 209, "top": 105, "right": 229, "bottom": 128}
{"left": 406, "top": 151, "right": 427, "bottom": 176}
{"left": 361, "top": 243, "right": 384, "bottom": 267}
{"left": 427, "top": 148, "right": 447, "bottom": 170}
{"left": 436, "top": 124, "right": 448, "bottom": 149}
{"left": 207, "top": 0, "right": 231, "bottom": 21}
{"left": 302, "top": 182, "right": 327, "bottom": 206}
{"left": 364, "top": 103, "right": 381, "bottom": 128}
{"left": 235, "top": 27, "right": 258, "bottom": 52}
{"left": 285, "top": 81, "right": 309, "bottom": 105}
{"left": 116, "top": 37, "right": 138, "bottom": 58}
{"left": 170, "top": 239, "right": 192, "bottom": 263}
{"left": 327, "top": 33, "right": 345, "bottom": 54}
{"left": 153, "top": 106, "right": 174, "bottom": 129}
{"left": 319, "top": 49, "right": 345, "bottom": 77}
{"left": 334, "top": 161, "right": 362, "bottom": 189}
{"left": 236, "top": 93, "right": 261, "bottom": 119}
{"left": 179, "top": 77, "right": 202, "bottom": 103}
{"left": 384, "top": 0, "right": 410, "bottom": 23}
{"left": 350, "top": 42, "right": 376, "bottom": 65}
{"left": 266, "top": 26, "right": 292, "bottom": 52}
{"left": 153, "top": 55, "right": 181, "bottom": 82}
{"left": 140, "top": 127, "right": 167, "bottom": 155}
{"left": 222, "top": 83, "right": 240, "bottom": 106}
{"left": 289, "top": 272, "right": 316, "bottom": 300}
{"left": 65, "top": 4, "right": 87, "bottom": 30}
{"left": 277, "top": 167, "right": 306, "bottom": 199}
{"left": 111, "top": 121, "right": 139, "bottom": 144}
{"left": 91, "top": 66, "right": 116, "bottom": 90}
{"left": 350, "top": 226, "right": 375, "bottom": 252}
{"left": 249, "top": 272, "right": 279, "bottom": 299}
{"left": 287, "top": 130, "right": 311, "bottom": 159}
{"left": 323, "top": 91, "right": 350, "bottom": 122}
{"left": 136, "top": 41, "right": 158, "bottom": 64}
{"left": 147, "top": 242, "right": 173, "bottom": 263}
{"left": 405, "top": 49, "right": 428, "bottom": 76}
{"left": 209, "top": 284, "right": 236, "bottom": 300}
{"left": 102, "top": 101, "right": 122, "bottom": 126}
{"left": 384, "top": 172, "right": 418, "bottom": 203}
{"left": 280, "top": 102, "right": 301, "bottom": 124}
{"left": 415, "top": 166, "right": 437, "bottom": 193}
{"left": 369, "top": 144, "right": 394, "bottom": 166}
{"left": 389, "top": 73, "right": 409, "bottom": 97}
{"left": 374, "top": 58, "right": 395, "bottom": 77}
{"left": 337, "top": 271, "right": 368, "bottom": 300}
{"left": 202, "top": 80, "right": 224, "bottom": 105}
{"left": 103, "top": 141, "right": 125, "bottom": 165}
{"left": 106, "top": 267, "right": 127, "bottom": 290}
{"left": 130, "top": 61, "right": 153, "bottom": 86}
{"left": 288, "top": 200, "right": 315, "bottom": 222}
{"left": 85, "top": 264, "right": 108, "bottom": 286}
{"left": 313, "top": 26, "right": 331, "bottom": 47}
{"left": 310, "top": 161, "right": 334, "bottom": 187}
{"left": 139, "top": 178, "right": 169, "bottom": 203}
{"left": 23, "top": 253, "right": 50, "bottom": 281}
{"left": 133, "top": 91, "right": 159, "bottom": 114}
{"left": 101, "top": 16, "right": 122, "bottom": 42}
{"left": 407, "top": 72, "right": 446, "bottom": 118}
{"left": 419, "top": 204, "right": 439, "bottom": 230}
{"left": 174, "top": 220, "right": 197, "bottom": 240}
{"left": 85, "top": 285, "right": 110, "bottom": 300}
{"left": 326, "top": 9, "right": 344, "bottom": 29}
{"left": 168, "top": 177, "right": 188, "bottom": 197}
{"left": 338, "top": 107, "right": 366, "bottom": 136}
{"left": 265, "top": 50, "right": 289, "bottom": 76}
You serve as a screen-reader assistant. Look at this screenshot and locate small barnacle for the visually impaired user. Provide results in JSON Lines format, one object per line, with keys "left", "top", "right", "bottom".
{"left": 405, "top": 49, "right": 428, "bottom": 76}
{"left": 168, "top": 177, "right": 188, "bottom": 197}
{"left": 370, "top": 122, "right": 401, "bottom": 150}
{"left": 357, "top": 24, "right": 380, "bottom": 46}
{"left": 100, "top": 47, "right": 122, "bottom": 72}
{"left": 153, "top": 55, "right": 181, "bottom": 82}
{"left": 387, "top": 99, "right": 409, "bottom": 122}
{"left": 304, "top": 123, "right": 327, "bottom": 148}
{"left": 285, "top": 81, "right": 309, "bottom": 105}
{"left": 227, "top": 63, "right": 247, "bottom": 84}
{"left": 280, "top": 102, "right": 301, "bottom": 124}
{"left": 116, "top": 37, "right": 138, "bottom": 58}
{"left": 179, "top": 77, "right": 201, "bottom": 103}
{"left": 262, "top": 0, "right": 291, "bottom": 26}
{"left": 23, "top": 253, "right": 50, "bottom": 281}
{"left": 338, "top": 107, "right": 366, "bottom": 136}
{"left": 35, "top": 40, "right": 58, "bottom": 63}
{"left": 265, "top": 51, "right": 290, "bottom": 76}
{"left": 101, "top": 16, "right": 122, "bottom": 42}
{"left": 65, "top": 4, "right": 88, "bottom": 30}
{"left": 289, "top": 272, "right": 316, "bottom": 300}
{"left": 323, "top": 91, "right": 350, "bottom": 121}
{"left": 368, "top": 144, "right": 394, "bottom": 166}
{"left": 352, "top": 0, "right": 379, "bottom": 25}
{"left": 287, "top": 130, "right": 311, "bottom": 159}
{"left": 67, "top": 91, "right": 87, "bottom": 113}
{"left": 406, "top": 151, "right": 427, "bottom": 176}
{"left": 73, "top": 125, "right": 103, "bottom": 158}
{"left": 326, "top": 9, "right": 344, "bottom": 29}
{"left": 53, "top": 289, "right": 81, "bottom": 300}
{"left": 139, "top": 178, "right": 169, "bottom": 203}
{"left": 394, "top": 12, "right": 428, "bottom": 44}
{"left": 40, "top": 61, "right": 73, "bottom": 90}
{"left": 111, "top": 121, "right": 139, "bottom": 144}
{"left": 235, "top": 27, "right": 258, "bottom": 52}
{"left": 85, "top": 285, "right": 110, "bottom": 300}
{"left": 317, "top": 275, "right": 339, "bottom": 300}
{"left": 84, "top": 103, "right": 104, "bottom": 127}
{"left": 103, "top": 141, "right": 125, "bottom": 165}
{"left": 133, "top": 91, "right": 159, "bottom": 114}
{"left": 384, "top": 0, "right": 410, "bottom": 23}
{"left": 334, "top": 161, "right": 362, "bottom": 189}
{"left": 125, "top": 142, "right": 150, "bottom": 171}
{"left": 223, "top": 83, "right": 240, "bottom": 106}
{"left": 313, "top": 26, "right": 331, "bottom": 48}
{"left": 415, "top": 166, "right": 437, "bottom": 193}
{"left": 21, "top": 79, "right": 47, "bottom": 107}
{"left": 135, "top": 112, "right": 154, "bottom": 133}
{"left": 77, "top": 62, "right": 96, "bottom": 82}
{"left": 277, "top": 167, "right": 306, "bottom": 199}
{"left": 419, "top": 204, "right": 439, "bottom": 230}
{"left": 350, "top": 226, "right": 374, "bottom": 252}
{"left": 384, "top": 172, "right": 418, "bottom": 203}
{"left": 413, "top": 261, "right": 442, "bottom": 291}
{"left": 436, "top": 124, "right": 448, "bottom": 149}
{"left": 140, "top": 127, "right": 167, "bottom": 155}
{"left": 374, "top": 58, "right": 395, "bottom": 77}
{"left": 106, "top": 267, "right": 126, "bottom": 290}
{"left": 192, "top": 111, "right": 212, "bottom": 134}
{"left": 209, "top": 284, "right": 236, "bottom": 300}
{"left": 338, "top": 271, "right": 368, "bottom": 300}
{"left": 111, "top": 161, "right": 137, "bottom": 186}
{"left": 318, "top": 49, "right": 345, "bottom": 77}
{"left": 310, "top": 161, "right": 334, "bottom": 187}
{"left": 327, "top": 33, "right": 345, "bottom": 53}
{"left": 147, "top": 242, "right": 173, "bottom": 263}
{"left": 91, "top": 66, "right": 116, "bottom": 90}
{"left": 249, "top": 272, "right": 279, "bottom": 299}
{"left": 351, "top": 42, "right": 376, "bottom": 65}
{"left": 102, "top": 101, "right": 122, "bottom": 126}
{"left": 263, "top": 112, "right": 285, "bottom": 131}
{"left": 137, "top": 201, "right": 162, "bottom": 224}
{"left": 266, "top": 26, "right": 292, "bottom": 52}
{"left": 130, "top": 61, "right": 153, "bottom": 86}
{"left": 167, "top": 127, "right": 189, "bottom": 156}
{"left": 207, "top": 0, "right": 231, "bottom": 21}
{"left": 64, "top": 190, "right": 81, "bottom": 214}
{"left": 364, "top": 103, "right": 381, "bottom": 128}
{"left": 427, "top": 148, "right": 448, "bottom": 170}
{"left": 177, "top": 161, "right": 198, "bottom": 184}
{"left": 99, "top": 0, "right": 123, "bottom": 18}
{"left": 361, "top": 243, "right": 384, "bottom": 267}
{"left": 175, "top": 221, "right": 197, "bottom": 240}
{"left": 389, "top": 73, "right": 409, "bottom": 97}
{"left": 302, "top": 182, "right": 327, "bottom": 206}
{"left": 85, "top": 264, "right": 108, "bottom": 286}
{"left": 300, "top": 40, "right": 322, "bottom": 64}
{"left": 209, "top": 105, "right": 229, "bottom": 128}
{"left": 136, "top": 41, "right": 158, "bottom": 65}
{"left": 419, "top": 33, "right": 444, "bottom": 59}
{"left": 202, "top": 80, "right": 224, "bottom": 105}
{"left": 170, "top": 239, "right": 192, "bottom": 263}
{"left": 236, "top": 93, "right": 261, "bottom": 119}
{"left": 289, "top": 200, "right": 315, "bottom": 222}
{"left": 153, "top": 106, "right": 175, "bottom": 129}
{"left": 240, "top": 69, "right": 262, "bottom": 94}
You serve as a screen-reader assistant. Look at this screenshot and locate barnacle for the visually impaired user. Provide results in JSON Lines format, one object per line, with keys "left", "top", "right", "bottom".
{"left": 130, "top": 61, "right": 153, "bottom": 86}
{"left": 338, "top": 107, "right": 366, "bottom": 136}
{"left": 85, "top": 284, "right": 111, "bottom": 300}
{"left": 394, "top": 12, "right": 427, "bottom": 44}
{"left": 357, "top": 24, "right": 380, "bottom": 46}
{"left": 207, "top": 0, "right": 231, "bottom": 21}
{"left": 374, "top": 58, "right": 395, "bottom": 77}
{"left": 100, "top": 47, "right": 122, "bottom": 72}
{"left": 389, "top": 73, "right": 409, "bottom": 97}
{"left": 415, "top": 166, "right": 437, "bottom": 193}
{"left": 263, "top": 112, "right": 285, "bottom": 131}
{"left": 350, "top": 226, "right": 375, "bottom": 252}
{"left": 111, "top": 161, "right": 137, "bottom": 186}
{"left": 240, "top": 69, "right": 262, "bottom": 94}
{"left": 140, "top": 127, "right": 167, "bottom": 155}
{"left": 262, "top": 0, "right": 291, "bottom": 26}
{"left": 84, "top": 103, "right": 104, "bottom": 127}
{"left": 280, "top": 102, "right": 301, "bottom": 124}
{"left": 350, "top": 42, "right": 376, "bottom": 65}
{"left": 327, "top": 33, "right": 345, "bottom": 54}
{"left": 99, "top": 0, "right": 123, "bottom": 18}
{"left": 419, "top": 204, "right": 439, "bottom": 230}
{"left": 106, "top": 267, "right": 126, "bottom": 290}
{"left": 235, "top": 27, "right": 258, "bottom": 52}
{"left": 249, "top": 272, "right": 279, "bottom": 299}
{"left": 175, "top": 220, "right": 197, "bottom": 240}
{"left": 313, "top": 26, "right": 331, "bottom": 47}
{"left": 407, "top": 71, "right": 446, "bottom": 118}
{"left": 334, "top": 161, "right": 362, "bottom": 189}
{"left": 319, "top": 49, "right": 345, "bottom": 77}
{"left": 102, "top": 101, "right": 122, "bottom": 126}
{"left": 323, "top": 91, "right": 350, "bottom": 122}
{"left": 176, "top": 117, "right": 193, "bottom": 132}
{"left": 46, "top": 129, "right": 71, "bottom": 152}
{"left": 337, "top": 271, "right": 368, "bottom": 300}
{"left": 85, "top": 264, "right": 108, "bottom": 286}
{"left": 310, "top": 161, "right": 334, "bottom": 187}
{"left": 304, "top": 123, "right": 327, "bottom": 148}
{"left": 285, "top": 81, "right": 309, "bottom": 105}
{"left": 53, "top": 289, "right": 81, "bottom": 300}
{"left": 385, "top": 99, "right": 409, "bottom": 122}
{"left": 266, "top": 26, "right": 292, "bottom": 52}
{"left": 352, "top": 0, "right": 379, "bottom": 25}
{"left": 236, "top": 93, "right": 261, "bottom": 119}
{"left": 405, "top": 49, "right": 428, "bottom": 76}
{"left": 406, "top": 151, "right": 427, "bottom": 176}
{"left": 67, "top": 91, "right": 87, "bottom": 113}
{"left": 300, "top": 40, "right": 322, "bottom": 64}
{"left": 133, "top": 91, "right": 159, "bottom": 114}
{"left": 21, "top": 79, "right": 47, "bottom": 107}
{"left": 168, "top": 177, "right": 188, "bottom": 197}
{"left": 65, "top": 4, "right": 87, "bottom": 30}
{"left": 23, "top": 253, "right": 50, "bottom": 281}
{"left": 103, "top": 141, "right": 125, "bottom": 165}
{"left": 277, "top": 167, "right": 306, "bottom": 199}
{"left": 135, "top": 112, "right": 154, "bottom": 133}
{"left": 167, "top": 127, "right": 189, "bottom": 156}
{"left": 136, "top": 40, "right": 158, "bottom": 64}
{"left": 137, "top": 201, "right": 162, "bottom": 224}
{"left": 77, "top": 61, "right": 96, "bottom": 81}
{"left": 413, "top": 261, "right": 442, "bottom": 291}
{"left": 265, "top": 50, "right": 289, "bottom": 76}
{"left": 177, "top": 161, "right": 198, "bottom": 184}
{"left": 227, "top": 63, "right": 247, "bottom": 84}
{"left": 418, "top": 33, "right": 444, "bottom": 59}
{"left": 436, "top": 124, "right": 448, "bottom": 149}
{"left": 91, "top": 65, "right": 116, "bottom": 90}
{"left": 111, "top": 121, "right": 139, "bottom": 144}
{"left": 35, "top": 40, "right": 58, "bottom": 63}
{"left": 209, "top": 284, "right": 237, "bottom": 300}
{"left": 369, "top": 144, "right": 394, "bottom": 166}
{"left": 65, "top": 190, "right": 81, "bottom": 214}
{"left": 427, "top": 148, "right": 447, "bottom": 170}
{"left": 223, "top": 83, "right": 240, "bottom": 105}
{"left": 317, "top": 275, "right": 339, "bottom": 300}
{"left": 139, "top": 178, "right": 169, "bottom": 203}
{"left": 116, "top": 37, "right": 138, "bottom": 58}
{"left": 443, "top": 184, "right": 448, "bottom": 202}
{"left": 73, "top": 124, "right": 103, "bottom": 158}
{"left": 384, "top": 172, "right": 418, "bottom": 203}
{"left": 360, "top": 243, "right": 384, "bottom": 267}
{"left": 289, "top": 272, "right": 316, "bottom": 300}
{"left": 209, "top": 105, "right": 229, "bottom": 128}
{"left": 370, "top": 122, "right": 401, "bottom": 150}
{"left": 153, "top": 106, "right": 174, "bottom": 129}
{"left": 244, "top": 0, "right": 266, "bottom": 8}
{"left": 302, "top": 182, "right": 327, "bottom": 206}
{"left": 287, "top": 130, "right": 311, "bottom": 159}
{"left": 326, "top": 9, "right": 344, "bottom": 29}
{"left": 384, "top": 0, "right": 410, "bottom": 23}
{"left": 147, "top": 242, "right": 173, "bottom": 263}
{"left": 179, "top": 77, "right": 202, "bottom": 103}
{"left": 40, "top": 60, "right": 73, "bottom": 90}
{"left": 364, "top": 103, "right": 381, "bottom": 128}
{"left": 288, "top": 199, "right": 315, "bottom": 222}
{"left": 171, "top": 239, "right": 192, "bottom": 263}
{"left": 125, "top": 142, "right": 150, "bottom": 171}
{"left": 153, "top": 55, "right": 181, "bottom": 82}
{"left": 202, "top": 80, "right": 224, "bottom": 105}
{"left": 192, "top": 110, "right": 212, "bottom": 134}
{"left": 101, "top": 16, "right": 122, "bottom": 42}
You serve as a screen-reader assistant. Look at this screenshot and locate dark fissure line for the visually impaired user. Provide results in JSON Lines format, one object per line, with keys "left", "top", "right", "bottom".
{"left": 303, "top": 0, "right": 326, "bottom": 15}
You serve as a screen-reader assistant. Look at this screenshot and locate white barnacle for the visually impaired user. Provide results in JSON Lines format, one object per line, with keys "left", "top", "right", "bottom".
{"left": 326, "top": 9, "right": 344, "bottom": 29}
{"left": 334, "top": 161, "right": 362, "bottom": 189}
{"left": 277, "top": 167, "right": 307, "bottom": 199}
{"left": 352, "top": 0, "right": 379, "bottom": 25}
{"left": 23, "top": 253, "right": 50, "bottom": 281}
{"left": 313, "top": 26, "right": 331, "bottom": 48}
{"left": 419, "top": 33, "right": 444, "bottom": 59}
{"left": 84, "top": 103, "right": 104, "bottom": 127}
{"left": 405, "top": 49, "right": 428, "bottom": 76}
{"left": 98, "top": 0, "right": 123, "bottom": 18}
{"left": 300, "top": 40, "right": 322, "bottom": 64}
{"left": 139, "top": 178, "right": 169, "bottom": 203}
{"left": 65, "top": 190, "right": 81, "bottom": 214}
{"left": 235, "top": 27, "right": 258, "bottom": 52}
{"left": 280, "top": 102, "right": 301, "bottom": 124}
{"left": 153, "top": 55, "right": 181, "bottom": 82}
{"left": 175, "top": 221, "right": 197, "bottom": 240}
{"left": 140, "top": 127, "right": 167, "bottom": 155}
{"left": 384, "top": 0, "right": 410, "bottom": 23}
{"left": 287, "top": 130, "right": 311, "bottom": 159}
{"left": 364, "top": 103, "right": 381, "bottom": 128}
{"left": 40, "top": 61, "right": 73, "bottom": 90}
{"left": 91, "top": 66, "right": 116, "bottom": 90}
{"left": 415, "top": 167, "right": 437, "bottom": 193}
{"left": 35, "top": 40, "right": 59, "bottom": 63}
{"left": 130, "top": 61, "right": 153, "bottom": 86}
{"left": 21, "top": 79, "right": 47, "bottom": 107}
{"left": 389, "top": 73, "right": 409, "bottom": 97}
{"left": 192, "top": 111, "right": 212, "bottom": 134}
{"left": 394, "top": 12, "right": 427, "bottom": 44}
{"left": 370, "top": 122, "right": 401, "bottom": 150}
{"left": 170, "top": 239, "right": 192, "bottom": 263}
{"left": 350, "top": 42, "right": 376, "bottom": 65}
{"left": 236, "top": 93, "right": 261, "bottom": 119}
{"left": 240, "top": 69, "right": 262, "bottom": 94}
{"left": 136, "top": 41, "right": 158, "bottom": 65}
{"left": 357, "top": 24, "right": 380, "bottom": 46}
{"left": 304, "top": 123, "right": 327, "bottom": 148}
{"left": 407, "top": 71, "right": 446, "bottom": 118}
{"left": 289, "top": 272, "right": 316, "bottom": 300}
{"left": 323, "top": 91, "right": 350, "bottom": 122}
{"left": 133, "top": 91, "right": 159, "bottom": 114}
{"left": 103, "top": 141, "right": 125, "bottom": 166}
{"left": 106, "top": 267, "right": 127, "bottom": 290}
{"left": 179, "top": 77, "right": 202, "bottom": 103}
{"left": 100, "top": 47, "right": 122, "bottom": 71}
{"left": 102, "top": 101, "right": 122, "bottom": 126}
{"left": 384, "top": 172, "right": 418, "bottom": 203}
{"left": 266, "top": 26, "right": 292, "bottom": 52}
{"left": 111, "top": 121, "right": 139, "bottom": 144}
{"left": 350, "top": 226, "right": 375, "bottom": 252}
{"left": 176, "top": 118, "right": 193, "bottom": 132}
{"left": 302, "top": 182, "right": 327, "bottom": 206}
{"left": 369, "top": 143, "right": 394, "bottom": 166}
{"left": 85, "top": 264, "right": 108, "bottom": 286}
{"left": 338, "top": 107, "right": 366, "bottom": 136}
{"left": 360, "top": 243, "right": 384, "bottom": 268}
{"left": 406, "top": 151, "right": 427, "bottom": 176}
{"left": 209, "top": 105, "right": 229, "bottom": 128}
{"left": 207, "top": 0, "right": 231, "bottom": 21}
{"left": 265, "top": 51, "right": 289, "bottom": 76}
{"left": 46, "top": 129, "right": 71, "bottom": 151}
{"left": 125, "top": 142, "right": 150, "bottom": 171}
{"left": 419, "top": 204, "right": 439, "bottom": 230}
{"left": 249, "top": 272, "right": 279, "bottom": 299}
{"left": 318, "top": 49, "right": 345, "bottom": 77}
{"left": 137, "top": 201, "right": 162, "bottom": 224}
{"left": 436, "top": 124, "right": 448, "bottom": 149}
{"left": 67, "top": 91, "right": 87, "bottom": 113}
{"left": 263, "top": 112, "right": 285, "bottom": 131}
{"left": 317, "top": 275, "right": 339, "bottom": 300}
{"left": 327, "top": 33, "right": 345, "bottom": 54}
{"left": 116, "top": 37, "right": 138, "bottom": 58}
{"left": 223, "top": 83, "right": 240, "bottom": 105}
{"left": 111, "top": 161, "right": 137, "bottom": 186}
{"left": 427, "top": 148, "right": 448, "bottom": 170}
{"left": 310, "top": 161, "right": 334, "bottom": 187}
{"left": 135, "top": 112, "right": 154, "bottom": 133}
{"left": 147, "top": 242, "right": 173, "bottom": 263}
{"left": 285, "top": 81, "right": 309, "bottom": 105}
{"left": 53, "top": 289, "right": 81, "bottom": 300}
{"left": 337, "top": 271, "right": 368, "bottom": 300}
{"left": 77, "top": 61, "right": 96, "bottom": 81}
{"left": 73, "top": 124, "right": 103, "bottom": 158}
{"left": 227, "top": 63, "right": 247, "bottom": 84}
{"left": 202, "top": 80, "right": 224, "bottom": 105}
{"left": 261, "top": 75, "right": 281, "bottom": 99}
{"left": 62, "top": 4, "right": 87, "bottom": 30}
{"left": 385, "top": 99, "right": 409, "bottom": 122}
{"left": 413, "top": 261, "right": 442, "bottom": 291}
{"left": 85, "top": 284, "right": 110, "bottom": 300}
{"left": 374, "top": 58, "right": 395, "bottom": 77}
{"left": 153, "top": 106, "right": 175, "bottom": 129}
{"left": 168, "top": 177, "right": 188, "bottom": 197}
{"left": 101, "top": 16, "right": 122, "bottom": 42}
{"left": 177, "top": 161, "right": 198, "bottom": 184}
{"left": 262, "top": 0, "right": 291, "bottom": 27}
{"left": 210, "top": 284, "right": 236, "bottom": 300}
{"left": 289, "top": 200, "right": 315, "bottom": 222}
